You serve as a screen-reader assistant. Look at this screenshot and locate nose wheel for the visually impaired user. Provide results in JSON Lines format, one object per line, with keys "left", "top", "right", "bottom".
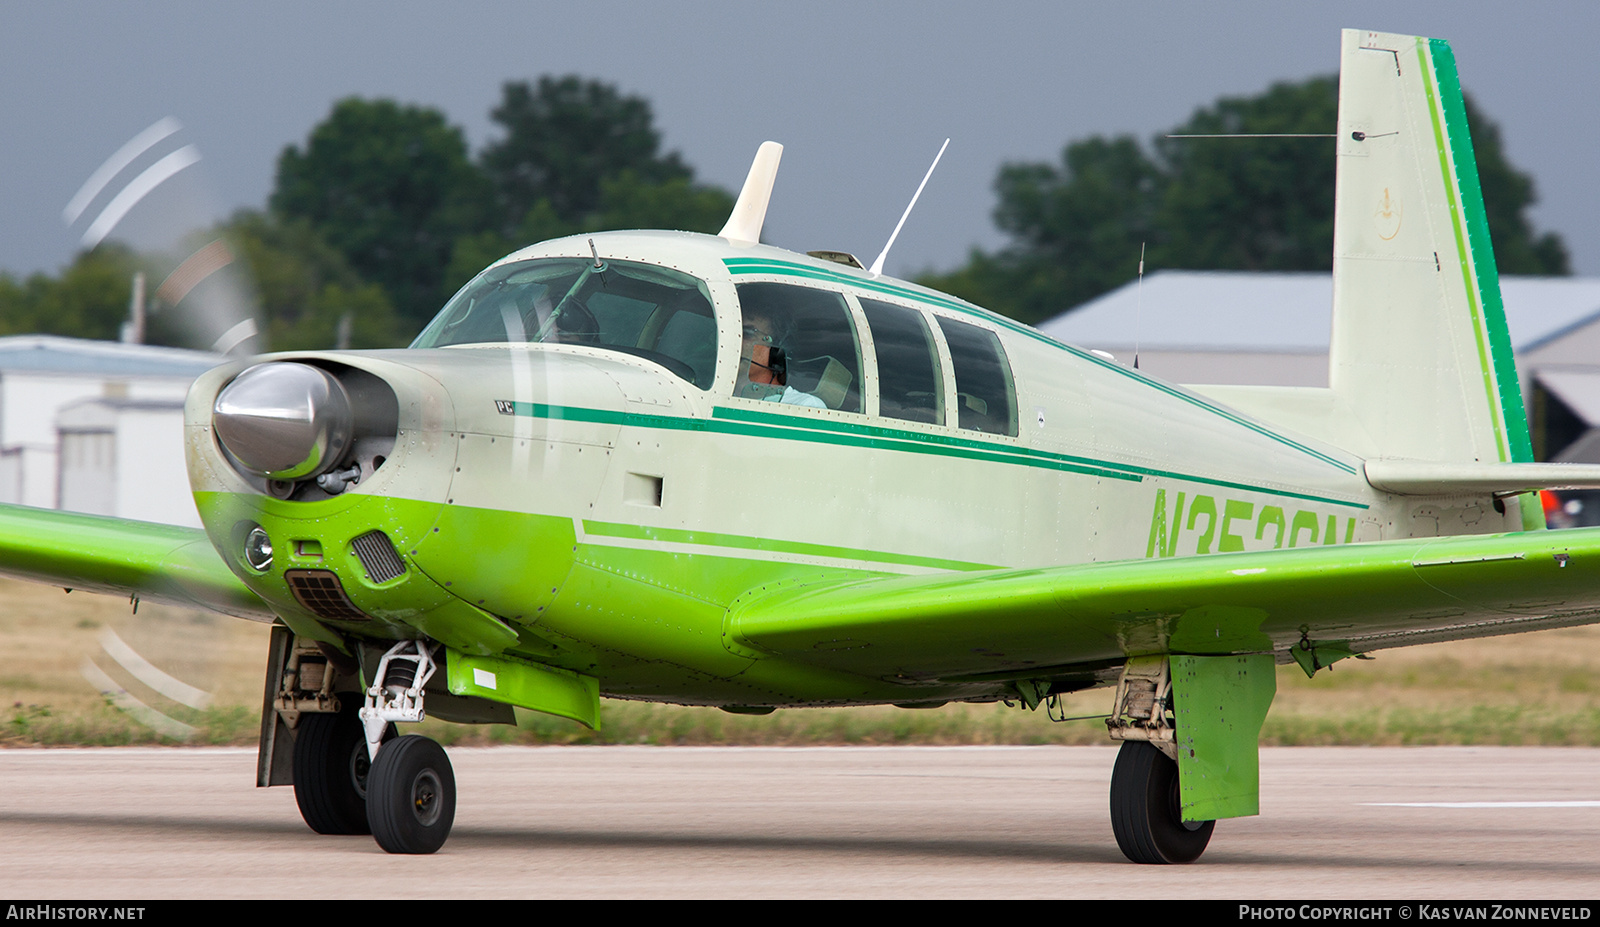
{"left": 1109, "top": 740, "right": 1214, "bottom": 864}
{"left": 366, "top": 734, "right": 456, "bottom": 854}
{"left": 291, "top": 700, "right": 393, "bottom": 835}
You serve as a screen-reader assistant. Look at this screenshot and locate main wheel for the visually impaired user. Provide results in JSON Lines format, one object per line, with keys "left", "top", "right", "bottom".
{"left": 367, "top": 735, "right": 456, "bottom": 854}
{"left": 292, "top": 700, "right": 391, "bottom": 835}
{"left": 1109, "top": 740, "right": 1214, "bottom": 864}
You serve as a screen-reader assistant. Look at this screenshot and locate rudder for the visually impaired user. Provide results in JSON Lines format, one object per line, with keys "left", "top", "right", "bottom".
{"left": 1328, "top": 29, "right": 1532, "bottom": 471}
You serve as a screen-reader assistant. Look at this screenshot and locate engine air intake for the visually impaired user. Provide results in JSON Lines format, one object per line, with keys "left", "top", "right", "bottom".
{"left": 285, "top": 570, "right": 369, "bottom": 621}
{"left": 351, "top": 530, "right": 407, "bottom": 584}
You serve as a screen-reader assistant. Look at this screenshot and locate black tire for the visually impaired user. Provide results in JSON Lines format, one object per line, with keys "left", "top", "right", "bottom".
{"left": 1109, "top": 740, "right": 1215, "bottom": 864}
{"left": 293, "top": 701, "right": 374, "bottom": 834}
{"left": 367, "top": 735, "right": 456, "bottom": 854}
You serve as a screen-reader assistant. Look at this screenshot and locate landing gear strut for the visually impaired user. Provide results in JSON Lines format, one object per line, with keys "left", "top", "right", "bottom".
{"left": 1109, "top": 740, "right": 1214, "bottom": 864}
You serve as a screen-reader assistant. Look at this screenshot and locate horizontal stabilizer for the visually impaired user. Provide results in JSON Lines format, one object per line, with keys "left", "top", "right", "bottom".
{"left": 0, "top": 504, "right": 271, "bottom": 620}
{"left": 1365, "top": 460, "right": 1600, "bottom": 496}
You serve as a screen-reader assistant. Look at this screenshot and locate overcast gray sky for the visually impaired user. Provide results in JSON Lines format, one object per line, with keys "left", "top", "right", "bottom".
{"left": 3, "top": 0, "right": 1596, "bottom": 286}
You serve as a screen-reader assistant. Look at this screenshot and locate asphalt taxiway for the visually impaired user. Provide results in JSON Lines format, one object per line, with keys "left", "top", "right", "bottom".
{"left": 3, "top": 745, "right": 1597, "bottom": 898}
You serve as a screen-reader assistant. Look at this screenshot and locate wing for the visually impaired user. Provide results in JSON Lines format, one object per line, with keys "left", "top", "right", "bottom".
{"left": 728, "top": 527, "right": 1600, "bottom": 684}
{"left": 0, "top": 503, "right": 272, "bottom": 621}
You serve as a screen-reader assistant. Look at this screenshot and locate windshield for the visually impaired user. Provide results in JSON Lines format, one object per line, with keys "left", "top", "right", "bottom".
{"left": 411, "top": 257, "right": 720, "bottom": 389}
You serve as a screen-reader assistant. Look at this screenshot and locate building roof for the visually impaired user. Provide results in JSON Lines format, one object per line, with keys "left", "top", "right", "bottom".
{"left": 1036, "top": 271, "right": 1600, "bottom": 353}
{"left": 0, "top": 335, "right": 222, "bottom": 378}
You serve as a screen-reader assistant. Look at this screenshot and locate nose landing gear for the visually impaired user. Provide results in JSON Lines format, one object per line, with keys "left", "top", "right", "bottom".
{"left": 366, "top": 735, "right": 457, "bottom": 854}
{"left": 287, "top": 638, "right": 459, "bottom": 854}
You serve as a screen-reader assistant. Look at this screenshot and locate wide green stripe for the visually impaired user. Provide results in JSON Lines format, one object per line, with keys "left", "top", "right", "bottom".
{"left": 582, "top": 519, "right": 1002, "bottom": 571}
{"left": 499, "top": 401, "right": 1366, "bottom": 509}
{"left": 1427, "top": 39, "right": 1533, "bottom": 465}
{"left": 722, "top": 257, "right": 1359, "bottom": 475}
{"left": 1419, "top": 42, "right": 1509, "bottom": 465}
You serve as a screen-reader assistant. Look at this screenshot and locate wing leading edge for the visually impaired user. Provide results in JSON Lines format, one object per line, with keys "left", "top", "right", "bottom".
{"left": 0, "top": 503, "right": 271, "bottom": 621}
{"left": 728, "top": 528, "right": 1600, "bottom": 683}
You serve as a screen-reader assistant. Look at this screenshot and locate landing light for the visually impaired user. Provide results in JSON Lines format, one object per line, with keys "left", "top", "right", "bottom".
{"left": 244, "top": 526, "right": 273, "bottom": 572}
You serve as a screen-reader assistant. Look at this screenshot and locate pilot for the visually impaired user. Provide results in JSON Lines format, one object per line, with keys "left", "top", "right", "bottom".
{"left": 739, "top": 313, "right": 826, "bottom": 408}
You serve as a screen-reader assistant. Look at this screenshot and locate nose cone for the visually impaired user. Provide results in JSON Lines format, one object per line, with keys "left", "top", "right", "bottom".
{"left": 213, "top": 362, "right": 354, "bottom": 480}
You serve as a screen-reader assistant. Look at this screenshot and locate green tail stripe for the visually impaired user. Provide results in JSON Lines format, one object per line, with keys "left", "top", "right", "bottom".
{"left": 1424, "top": 39, "right": 1534, "bottom": 464}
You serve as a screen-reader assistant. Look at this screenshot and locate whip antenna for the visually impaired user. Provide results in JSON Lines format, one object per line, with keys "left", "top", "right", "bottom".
{"left": 1134, "top": 242, "right": 1145, "bottom": 370}
{"left": 869, "top": 138, "right": 949, "bottom": 276}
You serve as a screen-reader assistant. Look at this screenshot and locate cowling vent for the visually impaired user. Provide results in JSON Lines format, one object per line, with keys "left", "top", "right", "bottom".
{"left": 351, "top": 530, "right": 406, "bottom": 584}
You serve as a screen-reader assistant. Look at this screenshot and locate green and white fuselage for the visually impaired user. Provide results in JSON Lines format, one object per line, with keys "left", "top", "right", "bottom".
{"left": 185, "top": 225, "right": 1440, "bottom": 711}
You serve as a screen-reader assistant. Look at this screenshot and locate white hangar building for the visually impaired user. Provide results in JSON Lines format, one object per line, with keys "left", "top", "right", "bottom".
{"left": 0, "top": 336, "right": 221, "bottom": 528}
{"left": 1038, "top": 272, "right": 1600, "bottom": 465}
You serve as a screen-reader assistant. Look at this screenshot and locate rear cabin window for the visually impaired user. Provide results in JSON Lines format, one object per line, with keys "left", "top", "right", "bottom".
{"left": 935, "top": 316, "right": 1017, "bottom": 436}
{"left": 861, "top": 298, "right": 943, "bottom": 425}
{"left": 734, "top": 283, "right": 863, "bottom": 413}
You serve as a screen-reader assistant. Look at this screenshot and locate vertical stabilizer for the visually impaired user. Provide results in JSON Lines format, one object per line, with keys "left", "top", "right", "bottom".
{"left": 719, "top": 141, "right": 784, "bottom": 245}
{"left": 1329, "top": 29, "right": 1531, "bottom": 467}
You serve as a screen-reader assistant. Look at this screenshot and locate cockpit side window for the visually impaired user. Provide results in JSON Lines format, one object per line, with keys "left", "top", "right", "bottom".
{"left": 861, "top": 298, "right": 943, "bottom": 425}
{"left": 935, "top": 316, "right": 1017, "bottom": 436}
{"left": 734, "top": 283, "right": 862, "bottom": 413}
{"left": 411, "top": 258, "right": 719, "bottom": 389}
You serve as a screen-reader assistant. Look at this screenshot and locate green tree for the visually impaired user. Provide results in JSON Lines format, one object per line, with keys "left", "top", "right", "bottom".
{"left": 480, "top": 76, "right": 691, "bottom": 231}
{"left": 270, "top": 98, "right": 490, "bottom": 327}
{"left": 1154, "top": 77, "right": 1340, "bottom": 274}
{"left": 440, "top": 165, "right": 735, "bottom": 301}
{"left": 0, "top": 245, "right": 142, "bottom": 340}
{"left": 221, "top": 211, "right": 408, "bottom": 350}
{"left": 1464, "top": 95, "right": 1571, "bottom": 275}
{"left": 593, "top": 171, "right": 735, "bottom": 236}
{"left": 923, "top": 136, "right": 1163, "bottom": 322}
{"left": 925, "top": 76, "right": 1569, "bottom": 324}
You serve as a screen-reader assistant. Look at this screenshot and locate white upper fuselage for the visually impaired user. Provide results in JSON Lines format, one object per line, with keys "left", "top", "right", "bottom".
{"left": 433, "top": 230, "right": 1429, "bottom": 571}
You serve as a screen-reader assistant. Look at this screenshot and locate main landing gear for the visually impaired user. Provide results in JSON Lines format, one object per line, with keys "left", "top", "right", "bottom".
{"left": 292, "top": 700, "right": 391, "bottom": 835}
{"left": 289, "top": 640, "right": 457, "bottom": 854}
{"left": 1105, "top": 656, "right": 1217, "bottom": 864}
{"left": 1109, "top": 741, "right": 1214, "bottom": 864}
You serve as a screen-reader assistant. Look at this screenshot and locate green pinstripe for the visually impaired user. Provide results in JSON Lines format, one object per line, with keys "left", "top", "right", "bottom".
{"left": 497, "top": 400, "right": 1369, "bottom": 509}
{"left": 582, "top": 519, "right": 1003, "bottom": 571}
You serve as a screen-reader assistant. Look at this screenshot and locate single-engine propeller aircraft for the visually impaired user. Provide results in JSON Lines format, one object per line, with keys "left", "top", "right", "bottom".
{"left": 5, "top": 28, "right": 1600, "bottom": 862}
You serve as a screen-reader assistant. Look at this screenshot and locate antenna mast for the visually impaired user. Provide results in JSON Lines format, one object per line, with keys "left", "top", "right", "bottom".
{"left": 869, "top": 138, "right": 950, "bottom": 276}
{"left": 1134, "top": 243, "right": 1145, "bottom": 370}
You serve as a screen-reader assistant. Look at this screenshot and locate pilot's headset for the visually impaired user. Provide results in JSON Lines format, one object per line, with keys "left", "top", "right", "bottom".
{"left": 738, "top": 317, "right": 788, "bottom": 400}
